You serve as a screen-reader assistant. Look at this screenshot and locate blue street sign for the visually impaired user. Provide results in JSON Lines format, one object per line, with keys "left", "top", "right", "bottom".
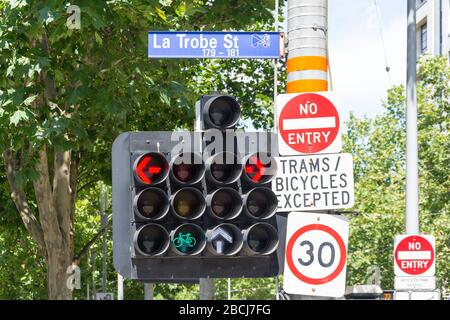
{"left": 148, "top": 31, "right": 282, "bottom": 59}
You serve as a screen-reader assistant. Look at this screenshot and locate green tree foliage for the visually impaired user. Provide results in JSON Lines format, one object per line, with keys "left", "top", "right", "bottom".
{"left": 344, "top": 56, "right": 450, "bottom": 291}
{"left": 0, "top": 0, "right": 284, "bottom": 299}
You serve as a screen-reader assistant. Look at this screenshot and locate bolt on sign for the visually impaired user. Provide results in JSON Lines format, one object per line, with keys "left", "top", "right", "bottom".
{"left": 394, "top": 235, "right": 436, "bottom": 277}
{"left": 273, "top": 154, "right": 355, "bottom": 212}
{"left": 277, "top": 92, "right": 342, "bottom": 156}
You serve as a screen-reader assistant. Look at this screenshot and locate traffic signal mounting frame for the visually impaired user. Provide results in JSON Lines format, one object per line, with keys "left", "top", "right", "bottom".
{"left": 113, "top": 94, "right": 282, "bottom": 282}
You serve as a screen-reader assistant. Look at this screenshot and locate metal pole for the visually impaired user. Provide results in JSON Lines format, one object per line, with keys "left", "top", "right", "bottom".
{"left": 227, "top": 278, "right": 231, "bottom": 300}
{"left": 199, "top": 278, "right": 215, "bottom": 300}
{"left": 274, "top": 0, "right": 279, "bottom": 133}
{"left": 144, "top": 283, "right": 154, "bottom": 300}
{"left": 100, "top": 185, "right": 108, "bottom": 292}
{"left": 91, "top": 251, "right": 97, "bottom": 298}
{"left": 434, "top": 0, "right": 443, "bottom": 56}
{"left": 117, "top": 274, "right": 124, "bottom": 300}
{"left": 101, "top": 215, "right": 107, "bottom": 292}
{"left": 286, "top": 0, "right": 331, "bottom": 300}
{"left": 196, "top": 98, "right": 216, "bottom": 300}
{"left": 287, "top": 0, "right": 328, "bottom": 93}
{"left": 406, "top": 0, "right": 419, "bottom": 235}
{"left": 275, "top": 276, "right": 280, "bottom": 300}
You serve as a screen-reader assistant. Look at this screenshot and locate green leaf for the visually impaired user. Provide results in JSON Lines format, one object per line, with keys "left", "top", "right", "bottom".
{"left": 159, "top": 91, "right": 170, "bottom": 105}
{"left": 10, "top": 110, "right": 29, "bottom": 125}
{"left": 155, "top": 7, "right": 167, "bottom": 22}
{"left": 23, "top": 95, "right": 37, "bottom": 106}
{"left": 38, "top": 7, "right": 55, "bottom": 25}
{"left": 94, "top": 32, "right": 103, "bottom": 46}
{"left": 159, "top": 0, "right": 173, "bottom": 7}
{"left": 175, "top": 3, "right": 187, "bottom": 17}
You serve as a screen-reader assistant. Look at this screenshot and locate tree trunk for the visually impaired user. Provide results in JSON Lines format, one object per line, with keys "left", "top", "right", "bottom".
{"left": 47, "top": 246, "right": 73, "bottom": 300}
{"left": 33, "top": 147, "right": 74, "bottom": 299}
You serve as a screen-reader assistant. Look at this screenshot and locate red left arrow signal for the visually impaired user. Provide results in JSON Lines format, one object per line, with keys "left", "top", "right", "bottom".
{"left": 135, "top": 153, "right": 168, "bottom": 185}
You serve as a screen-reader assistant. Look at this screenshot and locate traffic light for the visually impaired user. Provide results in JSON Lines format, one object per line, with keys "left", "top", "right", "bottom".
{"left": 112, "top": 93, "right": 280, "bottom": 281}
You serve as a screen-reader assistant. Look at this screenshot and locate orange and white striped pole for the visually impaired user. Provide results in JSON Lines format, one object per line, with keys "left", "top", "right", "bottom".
{"left": 287, "top": 0, "right": 328, "bottom": 93}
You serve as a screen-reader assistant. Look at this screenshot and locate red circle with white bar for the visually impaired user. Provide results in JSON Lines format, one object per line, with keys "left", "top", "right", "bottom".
{"left": 286, "top": 224, "right": 347, "bottom": 285}
{"left": 395, "top": 235, "right": 435, "bottom": 276}
{"left": 278, "top": 93, "right": 340, "bottom": 154}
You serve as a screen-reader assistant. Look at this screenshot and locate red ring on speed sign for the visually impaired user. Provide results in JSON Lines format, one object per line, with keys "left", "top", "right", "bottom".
{"left": 286, "top": 224, "right": 347, "bottom": 285}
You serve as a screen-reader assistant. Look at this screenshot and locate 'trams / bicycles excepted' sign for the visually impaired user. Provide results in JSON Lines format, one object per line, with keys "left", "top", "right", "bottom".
{"left": 273, "top": 154, "right": 355, "bottom": 212}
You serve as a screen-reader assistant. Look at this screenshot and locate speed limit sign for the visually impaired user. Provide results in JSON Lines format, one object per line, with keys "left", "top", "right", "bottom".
{"left": 283, "top": 212, "right": 349, "bottom": 298}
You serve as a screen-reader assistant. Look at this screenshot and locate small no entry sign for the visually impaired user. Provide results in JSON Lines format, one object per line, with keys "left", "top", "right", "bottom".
{"left": 283, "top": 212, "right": 349, "bottom": 298}
{"left": 277, "top": 92, "right": 342, "bottom": 156}
{"left": 394, "top": 235, "right": 435, "bottom": 277}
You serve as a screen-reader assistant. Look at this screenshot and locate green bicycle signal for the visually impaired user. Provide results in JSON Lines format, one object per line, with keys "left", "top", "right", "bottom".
{"left": 173, "top": 232, "right": 198, "bottom": 254}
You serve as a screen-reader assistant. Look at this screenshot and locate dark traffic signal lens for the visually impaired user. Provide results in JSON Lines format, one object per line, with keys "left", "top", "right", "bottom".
{"left": 207, "top": 188, "right": 243, "bottom": 220}
{"left": 171, "top": 188, "right": 206, "bottom": 220}
{"left": 204, "top": 96, "right": 241, "bottom": 129}
{"left": 170, "top": 153, "right": 205, "bottom": 185}
{"left": 171, "top": 224, "right": 206, "bottom": 255}
{"left": 243, "top": 188, "right": 278, "bottom": 220}
{"left": 134, "top": 188, "right": 169, "bottom": 220}
{"left": 243, "top": 223, "right": 279, "bottom": 256}
{"left": 244, "top": 153, "right": 277, "bottom": 184}
{"left": 134, "top": 152, "right": 169, "bottom": 185}
{"left": 206, "top": 152, "right": 242, "bottom": 185}
{"left": 134, "top": 224, "right": 170, "bottom": 256}
{"left": 206, "top": 224, "right": 243, "bottom": 256}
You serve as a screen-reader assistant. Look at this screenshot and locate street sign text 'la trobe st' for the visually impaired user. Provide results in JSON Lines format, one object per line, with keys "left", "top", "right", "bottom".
{"left": 148, "top": 32, "right": 282, "bottom": 59}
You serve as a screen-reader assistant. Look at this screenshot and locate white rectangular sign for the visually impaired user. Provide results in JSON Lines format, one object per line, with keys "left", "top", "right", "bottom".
{"left": 273, "top": 154, "right": 355, "bottom": 212}
{"left": 395, "top": 276, "right": 436, "bottom": 290}
{"left": 283, "top": 212, "right": 349, "bottom": 298}
{"left": 410, "top": 291, "right": 441, "bottom": 300}
{"left": 394, "top": 291, "right": 441, "bottom": 300}
{"left": 95, "top": 292, "right": 114, "bottom": 300}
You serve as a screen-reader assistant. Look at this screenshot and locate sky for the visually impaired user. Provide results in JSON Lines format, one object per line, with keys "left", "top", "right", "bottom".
{"left": 283, "top": 0, "right": 407, "bottom": 123}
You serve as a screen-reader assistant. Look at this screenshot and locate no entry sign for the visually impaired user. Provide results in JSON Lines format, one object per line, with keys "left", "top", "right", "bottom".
{"left": 283, "top": 212, "right": 349, "bottom": 298}
{"left": 273, "top": 154, "right": 355, "bottom": 212}
{"left": 394, "top": 235, "right": 435, "bottom": 277}
{"left": 277, "top": 93, "right": 342, "bottom": 156}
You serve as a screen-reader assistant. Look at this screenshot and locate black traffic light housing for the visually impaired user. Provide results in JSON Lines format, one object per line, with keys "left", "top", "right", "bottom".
{"left": 112, "top": 94, "right": 281, "bottom": 281}
{"left": 200, "top": 94, "right": 241, "bottom": 130}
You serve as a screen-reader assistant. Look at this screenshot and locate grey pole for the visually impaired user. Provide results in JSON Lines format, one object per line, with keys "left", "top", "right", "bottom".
{"left": 117, "top": 274, "right": 124, "bottom": 300}
{"left": 406, "top": 0, "right": 420, "bottom": 235}
{"left": 196, "top": 98, "right": 216, "bottom": 300}
{"left": 434, "top": 0, "right": 443, "bottom": 56}
{"left": 199, "top": 278, "right": 215, "bottom": 300}
{"left": 286, "top": 0, "right": 331, "bottom": 301}
{"left": 227, "top": 278, "right": 231, "bottom": 300}
{"left": 144, "top": 283, "right": 154, "bottom": 300}
{"left": 100, "top": 185, "right": 108, "bottom": 292}
{"left": 91, "top": 251, "right": 97, "bottom": 298}
{"left": 273, "top": 0, "right": 279, "bottom": 134}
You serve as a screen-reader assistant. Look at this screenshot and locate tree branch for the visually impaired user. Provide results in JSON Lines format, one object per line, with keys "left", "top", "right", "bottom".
{"left": 2, "top": 149, "right": 47, "bottom": 258}
{"left": 73, "top": 217, "right": 112, "bottom": 265}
